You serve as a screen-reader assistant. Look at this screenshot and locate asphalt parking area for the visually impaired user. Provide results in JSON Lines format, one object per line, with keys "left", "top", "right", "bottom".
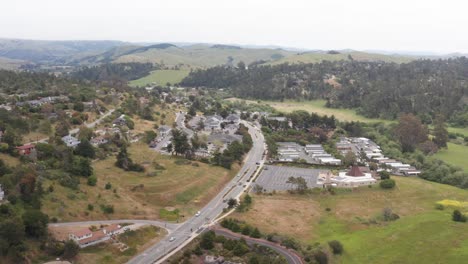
{"left": 253, "top": 165, "right": 324, "bottom": 192}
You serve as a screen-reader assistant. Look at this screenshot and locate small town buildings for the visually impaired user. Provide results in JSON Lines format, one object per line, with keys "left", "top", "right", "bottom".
{"left": 158, "top": 125, "right": 172, "bottom": 137}
{"left": 332, "top": 166, "right": 377, "bottom": 187}
{"left": 16, "top": 144, "right": 35, "bottom": 156}
{"left": 204, "top": 115, "right": 224, "bottom": 130}
{"left": 225, "top": 114, "right": 240, "bottom": 124}
{"left": 90, "top": 136, "right": 108, "bottom": 146}
{"left": 113, "top": 115, "right": 127, "bottom": 126}
{"left": 62, "top": 135, "right": 81, "bottom": 148}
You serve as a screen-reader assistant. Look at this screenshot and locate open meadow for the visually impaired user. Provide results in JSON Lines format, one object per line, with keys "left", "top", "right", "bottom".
{"left": 434, "top": 142, "right": 468, "bottom": 172}
{"left": 232, "top": 177, "right": 468, "bottom": 263}
{"left": 41, "top": 142, "right": 237, "bottom": 222}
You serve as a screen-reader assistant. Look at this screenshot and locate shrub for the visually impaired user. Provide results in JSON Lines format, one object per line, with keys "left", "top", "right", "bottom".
{"left": 100, "top": 204, "right": 114, "bottom": 214}
{"left": 105, "top": 182, "right": 112, "bottom": 190}
{"left": 328, "top": 240, "right": 344, "bottom": 255}
{"left": 87, "top": 204, "right": 94, "bottom": 211}
{"left": 87, "top": 176, "right": 97, "bottom": 186}
{"left": 435, "top": 204, "right": 444, "bottom": 210}
{"left": 379, "top": 170, "right": 391, "bottom": 180}
{"left": 382, "top": 208, "right": 400, "bottom": 221}
{"left": 313, "top": 250, "right": 328, "bottom": 264}
{"left": 379, "top": 179, "right": 396, "bottom": 189}
{"left": 452, "top": 210, "right": 467, "bottom": 222}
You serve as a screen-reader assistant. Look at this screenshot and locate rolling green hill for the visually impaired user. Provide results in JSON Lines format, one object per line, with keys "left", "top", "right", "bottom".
{"left": 111, "top": 44, "right": 295, "bottom": 67}
{"left": 269, "top": 50, "right": 415, "bottom": 65}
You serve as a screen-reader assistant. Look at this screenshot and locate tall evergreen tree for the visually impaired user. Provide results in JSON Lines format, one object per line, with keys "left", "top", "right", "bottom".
{"left": 433, "top": 114, "right": 449, "bottom": 148}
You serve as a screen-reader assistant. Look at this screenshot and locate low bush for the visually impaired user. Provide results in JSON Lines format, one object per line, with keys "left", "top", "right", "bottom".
{"left": 380, "top": 179, "right": 396, "bottom": 189}
{"left": 328, "top": 240, "right": 344, "bottom": 255}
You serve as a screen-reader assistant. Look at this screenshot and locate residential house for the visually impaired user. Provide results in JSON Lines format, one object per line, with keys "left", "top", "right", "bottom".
{"left": 62, "top": 135, "right": 81, "bottom": 148}
{"left": 69, "top": 228, "right": 93, "bottom": 242}
{"left": 90, "top": 136, "right": 108, "bottom": 146}
{"left": 69, "top": 224, "right": 122, "bottom": 248}
{"left": 204, "top": 115, "right": 223, "bottom": 130}
{"left": 103, "top": 224, "right": 121, "bottom": 236}
{"left": 16, "top": 144, "right": 35, "bottom": 156}
{"left": 225, "top": 114, "right": 240, "bottom": 124}
{"left": 113, "top": 115, "right": 127, "bottom": 126}
{"left": 158, "top": 125, "right": 172, "bottom": 137}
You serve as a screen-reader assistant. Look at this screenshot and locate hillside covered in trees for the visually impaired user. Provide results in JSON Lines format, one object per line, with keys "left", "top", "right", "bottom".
{"left": 181, "top": 58, "right": 468, "bottom": 122}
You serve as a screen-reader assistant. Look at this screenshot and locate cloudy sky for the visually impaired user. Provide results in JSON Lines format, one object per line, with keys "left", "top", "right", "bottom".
{"left": 1, "top": 0, "right": 466, "bottom": 53}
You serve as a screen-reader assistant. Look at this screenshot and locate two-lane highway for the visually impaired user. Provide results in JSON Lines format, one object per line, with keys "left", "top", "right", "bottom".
{"left": 128, "top": 121, "right": 266, "bottom": 264}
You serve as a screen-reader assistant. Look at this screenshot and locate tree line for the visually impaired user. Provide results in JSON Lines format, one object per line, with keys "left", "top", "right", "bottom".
{"left": 180, "top": 58, "right": 468, "bottom": 123}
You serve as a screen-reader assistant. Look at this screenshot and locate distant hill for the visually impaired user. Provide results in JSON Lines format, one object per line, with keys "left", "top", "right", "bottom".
{"left": 106, "top": 44, "right": 296, "bottom": 68}
{"left": 0, "top": 38, "right": 127, "bottom": 64}
{"left": 269, "top": 50, "right": 416, "bottom": 64}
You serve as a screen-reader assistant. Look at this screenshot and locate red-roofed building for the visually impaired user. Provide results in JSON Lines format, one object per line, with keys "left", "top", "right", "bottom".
{"left": 103, "top": 224, "right": 121, "bottom": 235}
{"left": 16, "top": 144, "right": 35, "bottom": 156}
{"left": 347, "top": 166, "right": 365, "bottom": 177}
{"left": 69, "top": 228, "right": 93, "bottom": 241}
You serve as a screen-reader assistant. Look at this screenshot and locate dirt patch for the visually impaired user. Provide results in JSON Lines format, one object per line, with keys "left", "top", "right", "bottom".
{"left": 232, "top": 194, "right": 321, "bottom": 241}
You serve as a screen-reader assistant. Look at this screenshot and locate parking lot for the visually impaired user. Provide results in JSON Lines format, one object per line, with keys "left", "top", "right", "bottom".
{"left": 253, "top": 165, "right": 324, "bottom": 192}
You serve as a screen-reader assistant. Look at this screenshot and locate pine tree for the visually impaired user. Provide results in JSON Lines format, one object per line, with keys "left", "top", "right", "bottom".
{"left": 433, "top": 114, "right": 448, "bottom": 148}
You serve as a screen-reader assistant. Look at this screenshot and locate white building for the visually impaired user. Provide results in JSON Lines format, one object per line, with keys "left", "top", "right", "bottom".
{"left": 62, "top": 135, "right": 81, "bottom": 148}
{"left": 332, "top": 166, "right": 377, "bottom": 187}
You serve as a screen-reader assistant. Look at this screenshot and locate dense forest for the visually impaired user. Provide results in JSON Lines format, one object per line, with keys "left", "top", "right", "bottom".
{"left": 181, "top": 58, "right": 468, "bottom": 122}
{"left": 72, "top": 62, "right": 156, "bottom": 82}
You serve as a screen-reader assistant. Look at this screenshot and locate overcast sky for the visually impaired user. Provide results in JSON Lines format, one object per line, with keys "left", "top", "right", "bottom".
{"left": 1, "top": 0, "right": 466, "bottom": 53}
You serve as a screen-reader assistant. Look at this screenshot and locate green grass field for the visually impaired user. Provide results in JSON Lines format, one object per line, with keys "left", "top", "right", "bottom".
{"left": 129, "top": 69, "right": 190, "bottom": 87}
{"left": 227, "top": 98, "right": 391, "bottom": 123}
{"left": 434, "top": 143, "right": 468, "bottom": 171}
{"left": 233, "top": 177, "right": 468, "bottom": 264}
{"left": 448, "top": 126, "right": 468, "bottom": 137}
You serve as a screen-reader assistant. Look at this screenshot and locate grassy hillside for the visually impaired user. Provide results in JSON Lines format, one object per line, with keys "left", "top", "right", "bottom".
{"left": 232, "top": 177, "right": 468, "bottom": 263}
{"left": 129, "top": 69, "right": 190, "bottom": 87}
{"left": 0, "top": 56, "right": 25, "bottom": 70}
{"left": 41, "top": 142, "right": 237, "bottom": 222}
{"left": 270, "top": 51, "right": 415, "bottom": 65}
{"left": 434, "top": 143, "right": 468, "bottom": 172}
{"left": 113, "top": 45, "right": 295, "bottom": 67}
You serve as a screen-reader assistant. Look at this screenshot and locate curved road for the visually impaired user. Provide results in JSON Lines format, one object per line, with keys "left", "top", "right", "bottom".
{"left": 212, "top": 227, "right": 303, "bottom": 264}
{"left": 128, "top": 121, "right": 266, "bottom": 264}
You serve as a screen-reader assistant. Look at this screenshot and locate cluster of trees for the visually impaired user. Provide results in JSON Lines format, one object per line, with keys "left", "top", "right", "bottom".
{"left": 181, "top": 58, "right": 468, "bottom": 122}
{"left": 72, "top": 62, "right": 155, "bottom": 82}
{"left": 115, "top": 146, "right": 144, "bottom": 172}
{"left": 0, "top": 160, "right": 51, "bottom": 262}
{"left": 212, "top": 124, "right": 253, "bottom": 169}
{"left": 220, "top": 218, "right": 262, "bottom": 238}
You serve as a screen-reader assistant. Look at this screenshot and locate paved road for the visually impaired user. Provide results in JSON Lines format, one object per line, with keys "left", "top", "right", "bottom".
{"left": 175, "top": 112, "right": 194, "bottom": 138}
{"left": 49, "top": 219, "right": 180, "bottom": 233}
{"left": 212, "top": 227, "right": 303, "bottom": 264}
{"left": 27, "top": 109, "right": 115, "bottom": 144}
{"left": 128, "top": 121, "right": 266, "bottom": 264}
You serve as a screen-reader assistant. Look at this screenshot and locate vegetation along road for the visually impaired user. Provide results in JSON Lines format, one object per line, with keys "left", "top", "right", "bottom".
{"left": 212, "top": 227, "right": 304, "bottom": 264}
